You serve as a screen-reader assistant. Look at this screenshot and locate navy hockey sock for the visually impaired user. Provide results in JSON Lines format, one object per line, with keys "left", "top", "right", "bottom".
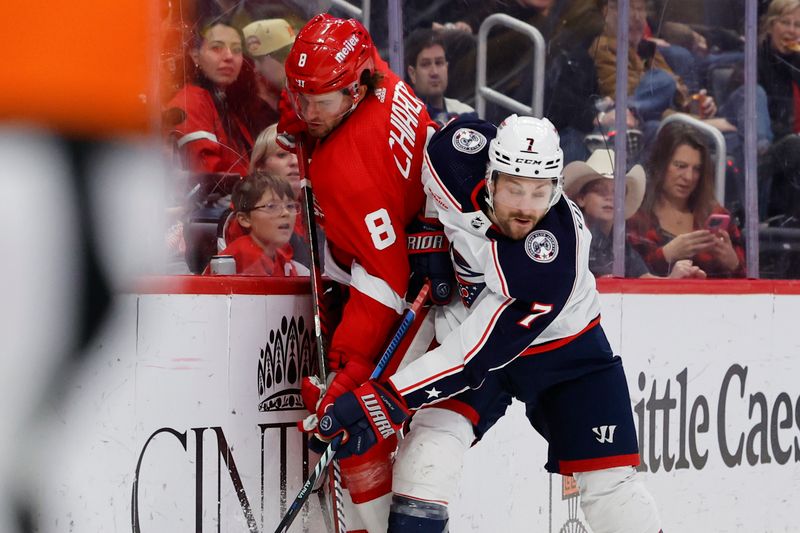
{"left": 388, "top": 495, "right": 449, "bottom": 533}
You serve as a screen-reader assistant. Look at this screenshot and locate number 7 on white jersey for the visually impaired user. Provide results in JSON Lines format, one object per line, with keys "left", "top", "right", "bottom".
{"left": 517, "top": 302, "right": 553, "bottom": 328}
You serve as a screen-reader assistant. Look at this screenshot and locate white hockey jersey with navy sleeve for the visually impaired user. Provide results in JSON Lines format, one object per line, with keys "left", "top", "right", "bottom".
{"left": 389, "top": 116, "right": 601, "bottom": 410}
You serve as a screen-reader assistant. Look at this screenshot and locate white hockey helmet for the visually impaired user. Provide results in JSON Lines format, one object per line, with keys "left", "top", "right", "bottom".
{"left": 486, "top": 114, "right": 564, "bottom": 210}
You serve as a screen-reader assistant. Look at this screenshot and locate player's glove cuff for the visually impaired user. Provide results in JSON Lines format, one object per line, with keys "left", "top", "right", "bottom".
{"left": 317, "top": 380, "right": 409, "bottom": 459}
{"left": 407, "top": 216, "right": 455, "bottom": 306}
{"left": 316, "top": 361, "right": 371, "bottom": 419}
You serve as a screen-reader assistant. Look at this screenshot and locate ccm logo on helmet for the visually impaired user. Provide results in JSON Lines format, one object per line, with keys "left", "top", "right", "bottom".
{"left": 335, "top": 35, "right": 360, "bottom": 64}
{"left": 361, "top": 394, "right": 395, "bottom": 438}
{"left": 515, "top": 158, "right": 542, "bottom": 164}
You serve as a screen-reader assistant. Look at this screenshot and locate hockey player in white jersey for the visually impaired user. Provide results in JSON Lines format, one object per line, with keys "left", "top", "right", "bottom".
{"left": 314, "top": 114, "right": 662, "bottom": 532}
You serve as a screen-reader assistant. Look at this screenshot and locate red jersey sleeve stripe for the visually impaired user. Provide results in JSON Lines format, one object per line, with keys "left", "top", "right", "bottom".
{"left": 396, "top": 364, "right": 465, "bottom": 394}
{"left": 558, "top": 453, "right": 641, "bottom": 475}
{"left": 520, "top": 316, "right": 601, "bottom": 356}
{"left": 435, "top": 398, "right": 481, "bottom": 426}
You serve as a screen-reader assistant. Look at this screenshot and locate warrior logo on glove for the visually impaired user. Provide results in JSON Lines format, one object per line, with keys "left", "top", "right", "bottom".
{"left": 362, "top": 393, "right": 396, "bottom": 438}
{"left": 316, "top": 380, "right": 409, "bottom": 458}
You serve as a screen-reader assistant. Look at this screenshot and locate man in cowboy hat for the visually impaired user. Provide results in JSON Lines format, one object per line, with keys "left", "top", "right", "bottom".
{"left": 564, "top": 149, "right": 706, "bottom": 279}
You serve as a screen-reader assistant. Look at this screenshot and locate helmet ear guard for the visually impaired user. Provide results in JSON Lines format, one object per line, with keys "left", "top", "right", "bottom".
{"left": 485, "top": 114, "right": 564, "bottom": 211}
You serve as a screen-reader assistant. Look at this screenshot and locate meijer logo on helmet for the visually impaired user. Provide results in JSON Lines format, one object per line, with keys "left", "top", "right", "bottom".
{"left": 335, "top": 35, "right": 360, "bottom": 63}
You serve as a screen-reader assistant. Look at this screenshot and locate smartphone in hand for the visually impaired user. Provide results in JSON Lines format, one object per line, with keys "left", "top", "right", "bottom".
{"left": 705, "top": 213, "right": 730, "bottom": 233}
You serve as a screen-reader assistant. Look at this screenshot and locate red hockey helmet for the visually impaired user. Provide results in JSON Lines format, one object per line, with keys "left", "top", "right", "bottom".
{"left": 284, "top": 13, "right": 375, "bottom": 97}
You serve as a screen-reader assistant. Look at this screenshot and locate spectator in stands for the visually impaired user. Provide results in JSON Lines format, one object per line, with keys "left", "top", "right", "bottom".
{"left": 165, "top": 16, "right": 254, "bottom": 176}
{"left": 595, "top": 0, "right": 771, "bottom": 141}
{"left": 405, "top": 29, "right": 477, "bottom": 126}
{"left": 565, "top": 148, "right": 706, "bottom": 278}
{"left": 759, "top": 0, "right": 800, "bottom": 141}
{"left": 209, "top": 172, "right": 308, "bottom": 276}
{"left": 540, "top": 0, "right": 608, "bottom": 163}
{"left": 627, "top": 122, "right": 745, "bottom": 278}
{"left": 593, "top": 0, "right": 773, "bottom": 212}
{"left": 362, "top": 0, "right": 490, "bottom": 50}
{"left": 248, "top": 123, "right": 310, "bottom": 268}
{"left": 757, "top": 0, "right": 800, "bottom": 221}
{"left": 592, "top": 0, "right": 727, "bottom": 132}
{"left": 645, "top": 14, "right": 744, "bottom": 95}
{"left": 242, "top": 18, "right": 296, "bottom": 124}
{"left": 250, "top": 124, "right": 300, "bottom": 198}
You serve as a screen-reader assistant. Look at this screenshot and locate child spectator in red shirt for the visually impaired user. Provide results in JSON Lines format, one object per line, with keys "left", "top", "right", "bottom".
{"left": 206, "top": 172, "right": 308, "bottom": 276}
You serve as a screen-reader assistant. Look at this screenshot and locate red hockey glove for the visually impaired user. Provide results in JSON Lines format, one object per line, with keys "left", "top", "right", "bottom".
{"left": 316, "top": 357, "right": 373, "bottom": 418}
{"left": 407, "top": 216, "right": 454, "bottom": 305}
{"left": 276, "top": 88, "right": 307, "bottom": 153}
{"left": 298, "top": 371, "right": 362, "bottom": 454}
{"left": 300, "top": 375, "right": 326, "bottom": 414}
{"left": 316, "top": 380, "right": 409, "bottom": 459}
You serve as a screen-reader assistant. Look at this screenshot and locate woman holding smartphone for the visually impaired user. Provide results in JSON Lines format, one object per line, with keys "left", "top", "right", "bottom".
{"left": 627, "top": 122, "right": 745, "bottom": 278}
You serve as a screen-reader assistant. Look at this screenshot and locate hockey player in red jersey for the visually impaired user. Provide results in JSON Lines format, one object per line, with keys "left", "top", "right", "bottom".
{"left": 277, "top": 13, "right": 444, "bottom": 532}
{"left": 314, "top": 114, "right": 663, "bottom": 532}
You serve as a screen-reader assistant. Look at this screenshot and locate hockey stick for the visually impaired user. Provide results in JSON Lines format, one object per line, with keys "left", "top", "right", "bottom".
{"left": 294, "top": 136, "right": 346, "bottom": 533}
{"left": 296, "top": 139, "right": 327, "bottom": 420}
{"left": 273, "top": 280, "right": 432, "bottom": 533}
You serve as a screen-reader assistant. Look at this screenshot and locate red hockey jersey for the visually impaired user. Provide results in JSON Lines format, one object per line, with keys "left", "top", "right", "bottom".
{"left": 308, "top": 62, "right": 433, "bottom": 379}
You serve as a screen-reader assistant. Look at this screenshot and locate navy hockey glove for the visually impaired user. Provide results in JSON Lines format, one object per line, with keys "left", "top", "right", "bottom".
{"left": 316, "top": 380, "right": 409, "bottom": 459}
{"left": 407, "top": 216, "right": 454, "bottom": 305}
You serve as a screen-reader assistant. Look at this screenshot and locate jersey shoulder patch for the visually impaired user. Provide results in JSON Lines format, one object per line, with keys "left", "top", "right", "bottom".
{"left": 425, "top": 116, "right": 496, "bottom": 212}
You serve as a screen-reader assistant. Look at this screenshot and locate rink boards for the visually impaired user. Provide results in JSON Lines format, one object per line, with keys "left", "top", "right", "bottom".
{"left": 31, "top": 277, "right": 800, "bottom": 532}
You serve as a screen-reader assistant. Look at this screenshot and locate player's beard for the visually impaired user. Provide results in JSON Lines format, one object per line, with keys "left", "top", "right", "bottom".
{"left": 306, "top": 111, "right": 349, "bottom": 139}
{"left": 492, "top": 207, "right": 541, "bottom": 240}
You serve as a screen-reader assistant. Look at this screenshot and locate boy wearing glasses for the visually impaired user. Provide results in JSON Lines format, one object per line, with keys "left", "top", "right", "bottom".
{"left": 210, "top": 172, "right": 309, "bottom": 276}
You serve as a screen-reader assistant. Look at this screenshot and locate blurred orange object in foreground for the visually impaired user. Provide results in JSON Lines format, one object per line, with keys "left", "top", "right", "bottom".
{"left": 1, "top": 1, "right": 156, "bottom": 136}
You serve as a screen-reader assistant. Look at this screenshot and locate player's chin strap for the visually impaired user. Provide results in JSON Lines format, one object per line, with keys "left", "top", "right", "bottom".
{"left": 484, "top": 169, "right": 496, "bottom": 211}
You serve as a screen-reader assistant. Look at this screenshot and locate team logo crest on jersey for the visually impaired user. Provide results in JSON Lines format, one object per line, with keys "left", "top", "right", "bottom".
{"left": 452, "top": 128, "right": 487, "bottom": 154}
{"left": 374, "top": 87, "right": 386, "bottom": 103}
{"left": 525, "top": 230, "right": 559, "bottom": 263}
{"left": 470, "top": 216, "right": 485, "bottom": 229}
